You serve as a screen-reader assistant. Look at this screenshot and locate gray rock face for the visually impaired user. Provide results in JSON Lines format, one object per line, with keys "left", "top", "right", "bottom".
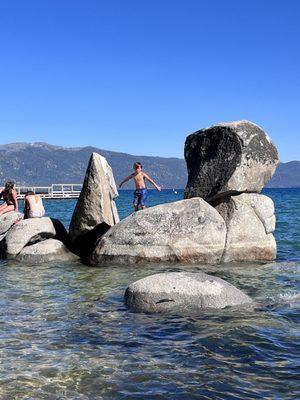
{"left": 1, "top": 217, "right": 68, "bottom": 259}
{"left": 89, "top": 198, "right": 226, "bottom": 266}
{"left": 69, "top": 152, "right": 119, "bottom": 258}
{"left": 0, "top": 211, "right": 22, "bottom": 235}
{"left": 125, "top": 272, "right": 252, "bottom": 312}
{"left": 17, "top": 239, "right": 79, "bottom": 263}
{"left": 184, "top": 120, "right": 279, "bottom": 202}
{"left": 214, "top": 194, "right": 276, "bottom": 262}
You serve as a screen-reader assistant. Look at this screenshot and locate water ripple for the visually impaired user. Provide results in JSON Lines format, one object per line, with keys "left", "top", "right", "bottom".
{"left": 0, "top": 189, "right": 299, "bottom": 399}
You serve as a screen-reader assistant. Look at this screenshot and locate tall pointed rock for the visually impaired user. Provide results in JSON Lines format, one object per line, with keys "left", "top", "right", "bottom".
{"left": 69, "top": 152, "right": 119, "bottom": 258}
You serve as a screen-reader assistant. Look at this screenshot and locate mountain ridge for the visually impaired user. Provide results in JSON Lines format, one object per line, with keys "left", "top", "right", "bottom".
{"left": 0, "top": 142, "right": 298, "bottom": 188}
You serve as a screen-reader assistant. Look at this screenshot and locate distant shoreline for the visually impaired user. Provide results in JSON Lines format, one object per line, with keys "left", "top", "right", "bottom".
{"left": 0, "top": 142, "right": 299, "bottom": 189}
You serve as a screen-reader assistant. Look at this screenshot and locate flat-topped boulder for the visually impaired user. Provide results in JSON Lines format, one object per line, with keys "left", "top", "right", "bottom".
{"left": 89, "top": 198, "right": 226, "bottom": 266}
{"left": 0, "top": 217, "right": 68, "bottom": 259}
{"left": 125, "top": 272, "right": 252, "bottom": 312}
{"left": 214, "top": 193, "right": 276, "bottom": 262}
{"left": 69, "top": 152, "right": 119, "bottom": 258}
{"left": 184, "top": 120, "right": 279, "bottom": 202}
{"left": 17, "top": 239, "right": 79, "bottom": 263}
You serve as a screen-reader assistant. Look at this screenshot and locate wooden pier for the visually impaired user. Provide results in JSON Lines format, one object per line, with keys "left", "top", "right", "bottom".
{"left": 15, "top": 184, "right": 83, "bottom": 200}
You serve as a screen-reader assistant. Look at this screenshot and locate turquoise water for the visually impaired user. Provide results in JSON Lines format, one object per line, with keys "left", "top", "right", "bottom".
{"left": 0, "top": 189, "right": 299, "bottom": 399}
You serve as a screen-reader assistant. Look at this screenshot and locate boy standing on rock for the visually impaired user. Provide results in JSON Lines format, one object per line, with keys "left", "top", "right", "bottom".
{"left": 119, "top": 162, "right": 161, "bottom": 211}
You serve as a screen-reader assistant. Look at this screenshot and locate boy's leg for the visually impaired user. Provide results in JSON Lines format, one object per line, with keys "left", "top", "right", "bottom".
{"left": 140, "top": 189, "right": 147, "bottom": 210}
{"left": 133, "top": 190, "right": 140, "bottom": 212}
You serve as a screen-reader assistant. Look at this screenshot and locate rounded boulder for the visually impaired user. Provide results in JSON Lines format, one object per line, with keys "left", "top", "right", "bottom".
{"left": 89, "top": 198, "right": 226, "bottom": 266}
{"left": 184, "top": 120, "right": 279, "bottom": 202}
{"left": 125, "top": 272, "right": 252, "bottom": 312}
{"left": 17, "top": 239, "right": 79, "bottom": 263}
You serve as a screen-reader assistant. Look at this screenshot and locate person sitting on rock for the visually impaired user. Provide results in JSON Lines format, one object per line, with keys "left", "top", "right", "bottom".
{"left": 119, "top": 162, "right": 161, "bottom": 211}
{"left": 0, "top": 181, "right": 18, "bottom": 216}
{"left": 23, "top": 191, "right": 45, "bottom": 219}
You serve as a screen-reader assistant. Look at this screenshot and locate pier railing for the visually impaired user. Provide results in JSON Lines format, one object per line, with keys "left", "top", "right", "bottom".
{"left": 15, "top": 184, "right": 83, "bottom": 199}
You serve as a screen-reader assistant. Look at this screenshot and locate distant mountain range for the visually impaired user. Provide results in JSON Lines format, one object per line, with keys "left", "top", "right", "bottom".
{"left": 0, "top": 142, "right": 298, "bottom": 189}
{"left": 266, "top": 161, "right": 300, "bottom": 188}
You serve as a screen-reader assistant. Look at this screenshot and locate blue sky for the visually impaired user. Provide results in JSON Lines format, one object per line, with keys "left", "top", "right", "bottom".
{"left": 0, "top": 0, "right": 299, "bottom": 161}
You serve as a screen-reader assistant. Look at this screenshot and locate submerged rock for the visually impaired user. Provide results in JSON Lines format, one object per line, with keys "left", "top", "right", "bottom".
{"left": 1, "top": 217, "right": 68, "bottom": 259}
{"left": 214, "top": 193, "right": 276, "bottom": 262}
{"left": 69, "top": 152, "right": 119, "bottom": 258}
{"left": 125, "top": 272, "right": 252, "bottom": 312}
{"left": 89, "top": 198, "right": 226, "bottom": 266}
{"left": 184, "top": 120, "right": 279, "bottom": 202}
{"left": 17, "top": 239, "right": 79, "bottom": 263}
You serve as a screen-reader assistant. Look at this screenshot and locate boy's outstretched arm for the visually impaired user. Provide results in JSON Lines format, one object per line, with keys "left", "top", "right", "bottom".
{"left": 119, "top": 174, "right": 134, "bottom": 188}
{"left": 143, "top": 173, "right": 161, "bottom": 191}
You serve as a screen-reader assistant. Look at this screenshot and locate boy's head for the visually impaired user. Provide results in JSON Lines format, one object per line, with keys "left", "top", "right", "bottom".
{"left": 133, "top": 162, "right": 142, "bottom": 171}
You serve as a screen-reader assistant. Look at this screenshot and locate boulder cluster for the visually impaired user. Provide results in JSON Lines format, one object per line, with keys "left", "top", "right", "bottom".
{"left": 0, "top": 120, "right": 279, "bottom": 311}
{"left": 0, "top": 153, "right": 119, "bottom": 263}
{"left": 90, "top": 120, "right": 279, "bottom": 266}
{"left": 0, "top": 120, "right": 279, "bottom": 270}
{"left": 0, "top": 215, "right": 78, "bottom": 262}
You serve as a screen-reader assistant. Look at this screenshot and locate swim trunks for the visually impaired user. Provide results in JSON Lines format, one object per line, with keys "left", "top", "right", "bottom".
{"left": 133, "top": 188, "right": 147, "bottom": 207}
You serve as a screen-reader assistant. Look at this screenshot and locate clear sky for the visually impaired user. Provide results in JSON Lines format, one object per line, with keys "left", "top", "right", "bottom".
{"left": 0, "top": 0, "right": 299, "bottom": 161}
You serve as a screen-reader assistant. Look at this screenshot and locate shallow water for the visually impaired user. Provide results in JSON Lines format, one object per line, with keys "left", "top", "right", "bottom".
{"left": 0, "top": 189, "right": 299, "bottom": 399}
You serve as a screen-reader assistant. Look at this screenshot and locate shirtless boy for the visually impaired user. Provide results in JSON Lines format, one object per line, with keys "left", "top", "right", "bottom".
{"left": 119, "top": 162, "right": 161, "bottom": 211}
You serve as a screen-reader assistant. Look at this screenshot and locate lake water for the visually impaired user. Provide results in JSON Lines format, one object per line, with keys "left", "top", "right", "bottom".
{"left": 0, "top": 189, "right": 299, "bottom": 399}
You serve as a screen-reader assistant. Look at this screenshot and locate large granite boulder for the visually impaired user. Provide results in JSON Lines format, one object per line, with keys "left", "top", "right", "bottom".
{"left": 125, "top": 272, "right": 252, "bottom": 312}
{"left": 69, "top": 152, "right": 119, "bottom": 258}
{"left": 184, "top": 120, "right": 279, "bottom": 202}
{"left": 0, "top": 217, "right": 68, "bottom": 259}
{"left": 0, "top": 211, "right": 22, "bottom": 236}
{"left": 214, "top": 193, "right": 276, "bottom": 262}
{"left": 17, "top": 239, "right": 79, "bottom": 263}
{"left": 89, "top": 198, "right": 226, "bottom": 266}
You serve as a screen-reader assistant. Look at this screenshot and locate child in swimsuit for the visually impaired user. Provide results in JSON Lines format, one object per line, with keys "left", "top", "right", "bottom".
{"left": 119, "top": 162, "right": 161, "bottom": 211}
{"left": 0, "top": 181, "right": 18, "bottom": 216}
